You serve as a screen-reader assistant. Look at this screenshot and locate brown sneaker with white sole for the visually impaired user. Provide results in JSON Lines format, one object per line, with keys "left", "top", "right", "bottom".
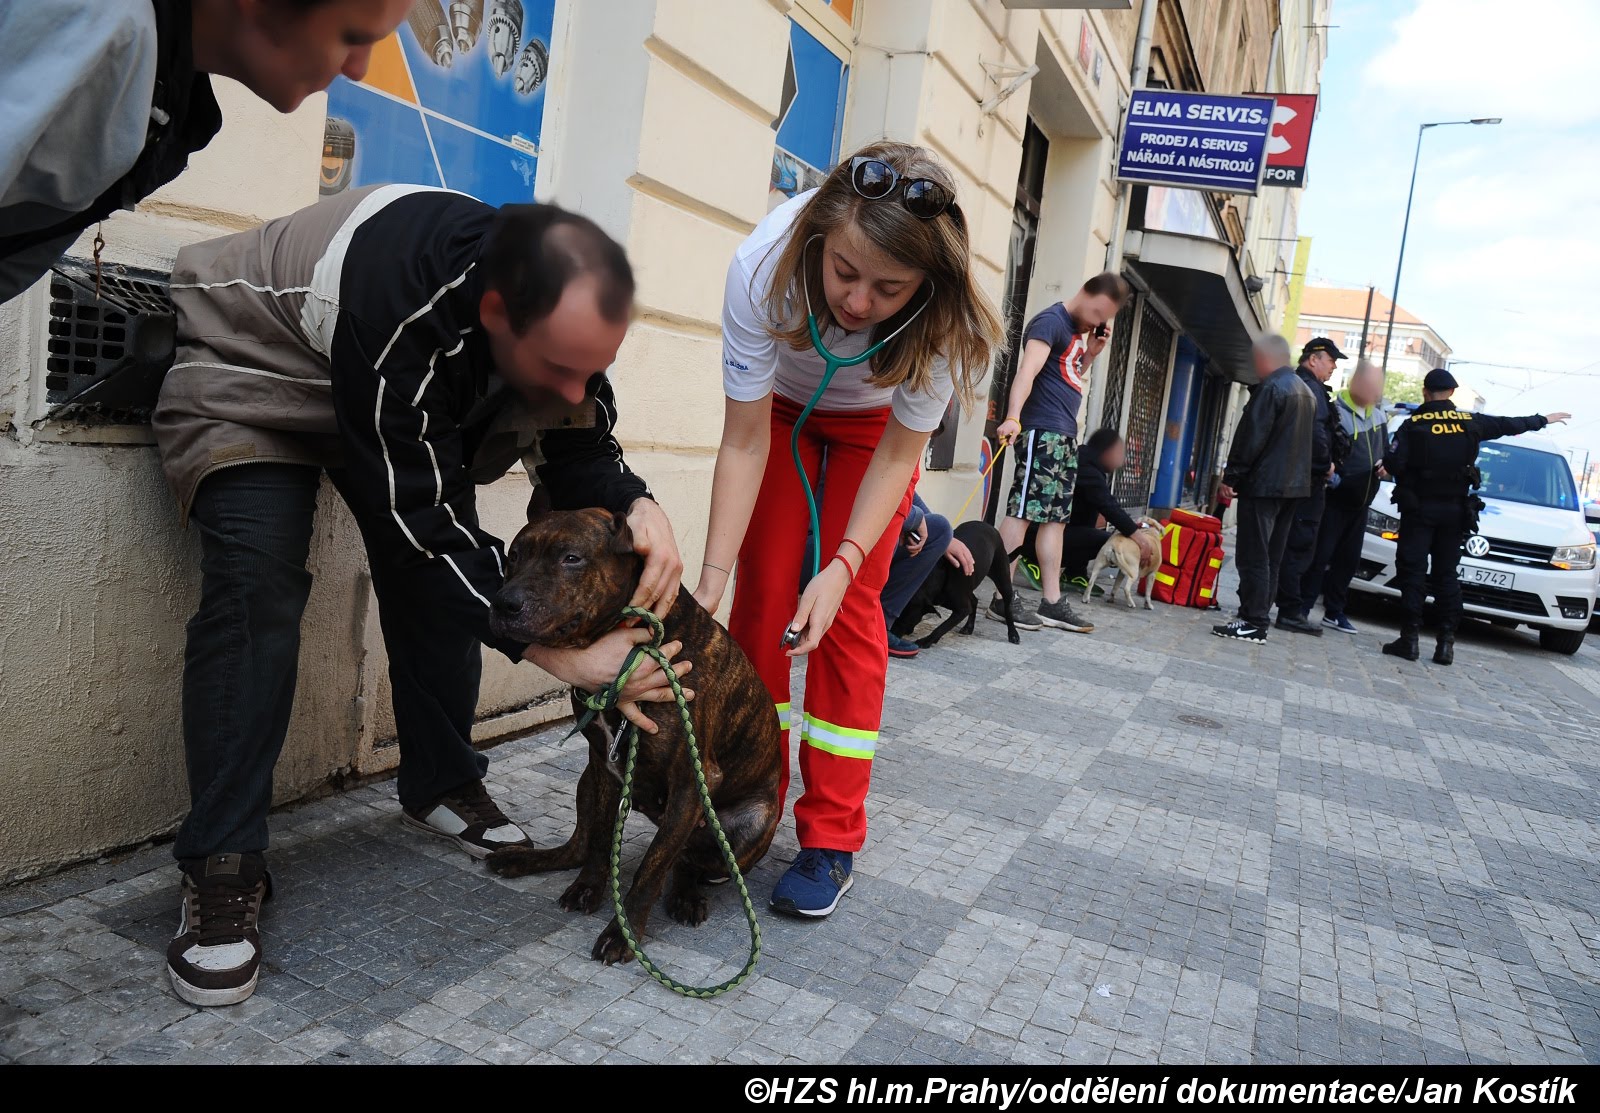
{"left": 401, "top": 779, "right": 531, "bottom": 859}
{"left": 167, "top": 852, "right": 270, "bottom": 1007}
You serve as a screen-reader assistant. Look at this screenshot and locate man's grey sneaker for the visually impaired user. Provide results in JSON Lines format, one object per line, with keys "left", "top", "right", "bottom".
{"left": 1213, "top": 619, "right": 1266, "bottom": 642}
{"left": 1322, "top": 613, "right": 1358, "bottom": 634}
{"left": 402, "top": 780, "right": 531, "bottom": 859}
{"left": 168, "top": 853, "right": 270, "bottom": 1007}
{"left": 987, "top": 593, "right": 1042, "bottom": 630}
{"left": 1037, "top": 597, "right": 1094, "bottom": 633}
{"left": 1275, "top": 612, "right": 1323, "bottom": 637}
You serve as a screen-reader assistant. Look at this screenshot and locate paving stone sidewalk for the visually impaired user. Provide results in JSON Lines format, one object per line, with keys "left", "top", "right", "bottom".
{"left": 4, "top": 561, "right": 1600, "bottom": 1065}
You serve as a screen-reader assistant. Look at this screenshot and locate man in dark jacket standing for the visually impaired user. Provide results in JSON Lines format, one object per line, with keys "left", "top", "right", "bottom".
{"left": 152, "top": 185, "right": 686, "bottom": 1007}
{"left": 1214, "top": 334, "right": 1315, "bottom": 643}
{"left": 1298, "top": 361, "right": 1388, "bottom": 633}
{"left": 1381, "top": 368, "right": 1569, "bottom": 665}
{"left": 1273, "top": 337, "right": 1346, "bottom": 636}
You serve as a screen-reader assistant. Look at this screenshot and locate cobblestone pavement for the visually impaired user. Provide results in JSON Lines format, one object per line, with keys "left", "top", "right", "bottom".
{"left": 4, "top": 562, "right": 1600, "bottom": 1065}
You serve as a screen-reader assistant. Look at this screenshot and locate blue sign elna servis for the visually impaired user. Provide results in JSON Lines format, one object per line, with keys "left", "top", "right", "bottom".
{"left": 1116, "top": 90, "right": 1275, "bottom": 195}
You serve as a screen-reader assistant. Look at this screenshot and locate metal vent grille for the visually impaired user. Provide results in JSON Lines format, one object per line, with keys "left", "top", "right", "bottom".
{"left": 44, "top": 259, "right": 176, "bottom": 420}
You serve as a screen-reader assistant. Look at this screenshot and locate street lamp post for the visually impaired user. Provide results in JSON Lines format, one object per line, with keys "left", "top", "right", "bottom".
{"left": 1381, "top": 117, "right": 1502, "bottom": 374}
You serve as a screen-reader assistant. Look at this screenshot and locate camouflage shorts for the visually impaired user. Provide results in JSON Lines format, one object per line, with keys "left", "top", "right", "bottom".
{"left": 1006, "top": 430, "right": 1078, "bottom": 523}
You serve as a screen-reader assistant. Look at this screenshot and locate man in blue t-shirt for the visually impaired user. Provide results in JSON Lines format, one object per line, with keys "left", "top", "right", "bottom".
{"left": 991, "top": 272, "right": 1129, "bottom": 634}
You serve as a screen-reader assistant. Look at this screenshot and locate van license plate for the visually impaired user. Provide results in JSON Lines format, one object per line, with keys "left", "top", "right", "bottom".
{"left": 1459, "top": 566, "right": 1514, "bottom": 590}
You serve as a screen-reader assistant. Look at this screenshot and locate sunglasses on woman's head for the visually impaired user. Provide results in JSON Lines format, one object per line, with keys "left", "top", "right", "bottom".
{"left": 849, "top": 157, "right": 954, "bottom": 220}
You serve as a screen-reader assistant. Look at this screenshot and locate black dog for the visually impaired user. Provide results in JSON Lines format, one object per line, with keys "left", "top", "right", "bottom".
{"left": 483, "top": 508, "right": 782, "bottom": 965}
{"left": 890, "top": 520, "right": 1021, "bottom": 647}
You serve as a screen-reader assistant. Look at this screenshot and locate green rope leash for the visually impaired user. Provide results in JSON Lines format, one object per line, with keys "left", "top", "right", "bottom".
{"left": 569, "top": 606, "right": 761, "bottom": 998}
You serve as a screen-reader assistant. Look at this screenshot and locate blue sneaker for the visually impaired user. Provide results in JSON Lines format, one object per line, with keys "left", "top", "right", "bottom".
{"left": 886, "top": 632, "right": 920, "bottom": 659}
{"left": 770, "top": 849, "right": 853, "bottom": 917}
{"left": 1322, "top": 613, "right": 1358, "bottom": 634}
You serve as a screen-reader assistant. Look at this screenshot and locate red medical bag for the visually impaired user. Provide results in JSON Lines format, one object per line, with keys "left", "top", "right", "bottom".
{"left": 1151, "top": 512, "right": 1226, "bottom": 608}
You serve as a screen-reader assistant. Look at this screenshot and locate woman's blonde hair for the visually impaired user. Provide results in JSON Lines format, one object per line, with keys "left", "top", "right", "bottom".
{"left": 760, "top": 142, "right": 1004, "bottom": 407}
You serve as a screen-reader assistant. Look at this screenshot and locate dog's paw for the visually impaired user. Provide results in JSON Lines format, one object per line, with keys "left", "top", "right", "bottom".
{"left": 484, "top": 846, "right": 538, "bottom": 878}
{"left": 667, "top": 888, "right": 709, "bottom": 926}
{"left": 559, "top": 877, "right": 605, "bottom": 914}
{"left": 1007, "top": 630, "right": 1021, "bottom": 645}
{"left": 591, "top": 920, "right": 635, "bottom": 965}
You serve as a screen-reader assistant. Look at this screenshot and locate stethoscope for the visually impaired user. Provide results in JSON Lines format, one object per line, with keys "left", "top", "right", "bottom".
{"left": 790, "top": 235, "right": 934, "bottom": 586}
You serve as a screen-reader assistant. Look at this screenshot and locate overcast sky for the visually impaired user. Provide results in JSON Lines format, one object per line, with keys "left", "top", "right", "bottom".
{"left": 1298, "top": 0, "right": 1600, "bottom": 470}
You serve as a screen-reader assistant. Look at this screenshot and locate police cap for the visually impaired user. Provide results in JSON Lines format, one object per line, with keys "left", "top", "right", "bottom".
{"left": 1301, "top": 336, "right": 1347, "bottom": 363}
{"left": 1423, "top": 367, "right": 1459, "bottom": 392}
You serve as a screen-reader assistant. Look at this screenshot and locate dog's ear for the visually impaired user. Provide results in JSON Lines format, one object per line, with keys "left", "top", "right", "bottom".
{"left": 609, "top": 510, "right": 636, "bottom": 555}
{"left": 525, "top": 485, "right": 555, "bottom": 521}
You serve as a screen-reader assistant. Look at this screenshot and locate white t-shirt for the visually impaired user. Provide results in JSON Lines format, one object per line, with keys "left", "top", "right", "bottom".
{"left": 720, "top": 190, "right": 955, "bottom": 433}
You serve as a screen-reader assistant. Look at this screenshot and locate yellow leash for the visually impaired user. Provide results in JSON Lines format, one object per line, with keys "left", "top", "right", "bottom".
{"left": 952, "top": 433, "right": 1013, "bottom": 522}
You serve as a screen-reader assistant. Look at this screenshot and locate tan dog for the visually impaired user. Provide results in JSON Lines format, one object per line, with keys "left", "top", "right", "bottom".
{"left": 1082, "top": 517, "right": 1165, "bottom": 610}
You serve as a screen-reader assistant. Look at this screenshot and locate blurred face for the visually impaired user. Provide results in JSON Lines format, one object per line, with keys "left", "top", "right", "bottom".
{"left": 1253, "top": 348, "right": 1279, "bottom": 380}
{"left": 820, "top": 221, "right": 926, "bottom": 333}
{"left": 481, "top": 277, "right": 630, "bottom": 407}
{"left": 1306, "top": 351, "right": 1336, "bottom": 381}
{"left": 1099, "top": 439, "right": 1127, "bottom": 471}
{"left": 1349, "top": 369, "right": 1381, "bottom": 407}
{"left": 1071, "top": 293, "right": 1123, "bottom": 331}
{"left": 229, "top": 0, "right": 413, "bottom": 113}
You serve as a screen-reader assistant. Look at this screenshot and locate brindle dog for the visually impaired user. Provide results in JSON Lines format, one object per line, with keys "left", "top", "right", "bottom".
{"left": 484, "top": 508, "right": 782, "bottom": 965}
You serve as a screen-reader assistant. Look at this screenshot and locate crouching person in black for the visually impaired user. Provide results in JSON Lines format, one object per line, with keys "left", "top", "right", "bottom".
{"left": 1063, "top": 428, "right": 1155, "bottom": 595}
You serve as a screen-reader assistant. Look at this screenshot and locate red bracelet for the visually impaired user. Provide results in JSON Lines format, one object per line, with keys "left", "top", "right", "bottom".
{"left": 828, "top": 553, "right": 856, "bottom": 583}
{"left": 840, "top": 538, "right": 869, "bottom": 566}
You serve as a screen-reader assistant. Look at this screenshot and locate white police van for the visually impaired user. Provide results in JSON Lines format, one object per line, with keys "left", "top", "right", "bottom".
{"left": 1352, "top": 429, "right": 1598, "bottom": 654}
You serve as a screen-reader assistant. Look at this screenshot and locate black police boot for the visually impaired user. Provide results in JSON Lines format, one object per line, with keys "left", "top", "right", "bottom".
{"left": 1382, "top": 626, "right": 1420, "bottom": 661}
{"left": 1433, "top": 632, "right": 1455, "bottom": 666}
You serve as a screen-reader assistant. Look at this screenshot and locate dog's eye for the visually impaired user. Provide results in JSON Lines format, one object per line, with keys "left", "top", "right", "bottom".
{"left": 560, "top": 553, "right": 583, "bottom": 566}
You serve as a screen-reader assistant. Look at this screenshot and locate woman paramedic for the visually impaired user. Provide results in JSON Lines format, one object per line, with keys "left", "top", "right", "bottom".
{"left": 692, "top": 142, "right": 1003, "bottom": 917}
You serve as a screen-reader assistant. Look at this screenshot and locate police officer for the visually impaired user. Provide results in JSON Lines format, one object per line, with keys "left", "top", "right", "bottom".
{"left": 1381, "top": 367, "right": 1570, "bottom": 665}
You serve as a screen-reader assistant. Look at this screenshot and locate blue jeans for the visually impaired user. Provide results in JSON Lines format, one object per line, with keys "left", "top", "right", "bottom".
{"left": 881, "top": 513, "right": 953, "bottom": 627}
{"left": 174, "top": 463, "right": 487, "bottom": 861}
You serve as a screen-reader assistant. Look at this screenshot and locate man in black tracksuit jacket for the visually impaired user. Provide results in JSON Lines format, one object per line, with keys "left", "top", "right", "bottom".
{"left": 151, "top": 186, "right": 687, "bottom": 1007}
{"left": 1380, "top": 367, "right": 1569, "bottom": 665}
{"left": 1273, "top": 337, "right": 1348, "bottom": 635}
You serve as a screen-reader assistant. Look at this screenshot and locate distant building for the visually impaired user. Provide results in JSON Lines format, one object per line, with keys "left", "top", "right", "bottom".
{"left": 1295, "top": 285, "right": 1453, "bottom": 391}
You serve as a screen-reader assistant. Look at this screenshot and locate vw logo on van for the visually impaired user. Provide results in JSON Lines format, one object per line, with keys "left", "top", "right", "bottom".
{"left": 1464, "top": 535, "right": 1491, "bottom": 558}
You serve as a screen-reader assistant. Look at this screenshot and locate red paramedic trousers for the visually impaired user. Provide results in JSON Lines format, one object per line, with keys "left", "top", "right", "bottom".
{"left": 728, "top": 394, "right": 911, "bottom": 853}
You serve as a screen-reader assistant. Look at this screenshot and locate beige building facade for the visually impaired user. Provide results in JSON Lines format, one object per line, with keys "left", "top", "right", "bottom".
{"left": 0, "top": 0, "right": 1328, "bottom": 880}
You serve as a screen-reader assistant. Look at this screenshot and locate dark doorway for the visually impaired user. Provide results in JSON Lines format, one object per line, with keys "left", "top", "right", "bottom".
{"left": 1111, "top": 300, "right": 1174, "bottom": 511}
{"left": 962, "top": 118, "right": 1048, "bottom": 519}
{"left": 1184, "top": 371, "right": 1231, "bottom": 509}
